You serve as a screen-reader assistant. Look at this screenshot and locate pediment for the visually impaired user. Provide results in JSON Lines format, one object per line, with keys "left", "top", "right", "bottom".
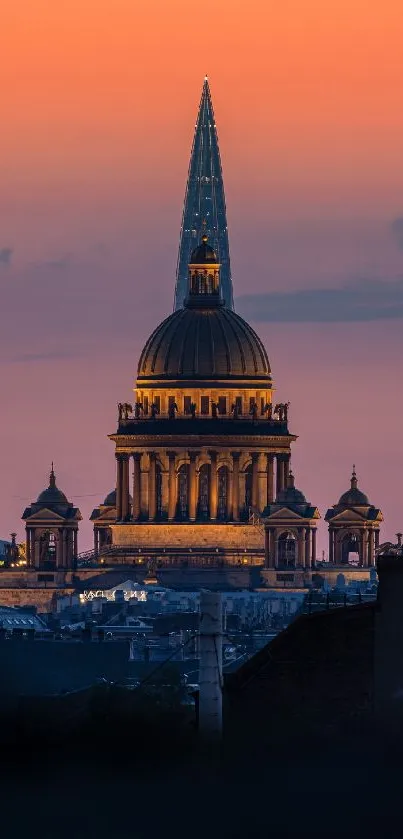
{"left": 328, "top": 509, "right": 366, "bottom": 523}
{"left": 265, "top": 507, "right": 304, "bottom": 521}
{"left": 25, "top": 508, "right": 66, "bottom": 523}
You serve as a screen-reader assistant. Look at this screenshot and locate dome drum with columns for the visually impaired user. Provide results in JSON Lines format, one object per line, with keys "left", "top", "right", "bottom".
{"left": 95, "top": 236, "right": 296, "bottom": 566}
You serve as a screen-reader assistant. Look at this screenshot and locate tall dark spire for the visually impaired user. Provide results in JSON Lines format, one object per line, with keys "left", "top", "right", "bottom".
{"left": 174, "top": 77, "right": 234, "bottom": 311}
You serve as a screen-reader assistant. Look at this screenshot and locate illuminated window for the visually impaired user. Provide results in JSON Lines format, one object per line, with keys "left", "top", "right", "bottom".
{"left": 184, "top": 396, "right": 192, "bottom": 414}
{"left": 235, "top": 396, "right": 242, "bottom": 415}
{"left": 218, "top": 397, "right": 226, "bottom": 415}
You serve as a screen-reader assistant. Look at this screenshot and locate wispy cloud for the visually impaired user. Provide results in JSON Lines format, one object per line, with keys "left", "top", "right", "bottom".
{"left": 0, "top": 247, "right": 13, "bottom": 266}
{"left": 236, "top": 277, "right": 403, "bottom": 323}
{"left": 4, "top": 350, "right": 79, "bottom": 364}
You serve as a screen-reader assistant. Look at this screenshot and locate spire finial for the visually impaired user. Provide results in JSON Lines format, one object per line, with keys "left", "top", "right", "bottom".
{"left": 287, "top": 467, "right": 295, "bottom": 489}
{"left": 201, "top": 218, "right": 208, "bottom": 243}
{"left": 50, "top": 462, "right": 56, "bottom": 488}
{"left": 351, "top": 464, "right": 357, "bottom": 489}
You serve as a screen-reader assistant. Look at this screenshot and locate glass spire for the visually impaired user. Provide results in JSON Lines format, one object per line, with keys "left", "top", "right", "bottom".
{"left": 174, "top": 77, "right": 234, "bottom": 311}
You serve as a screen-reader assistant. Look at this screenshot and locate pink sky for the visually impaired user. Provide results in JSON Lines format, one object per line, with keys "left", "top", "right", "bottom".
{"left": 1, "top": 0, "right": 403, "bottom": 554}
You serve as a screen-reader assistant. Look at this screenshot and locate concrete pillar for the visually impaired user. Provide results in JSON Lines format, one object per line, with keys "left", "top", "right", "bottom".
{"left": 251, "top": 452, "right": 259, "bottom": 510}
{"left": 115, "top": 454, "right": 123, "bottom": 520}
{"left": 231, "top": 452, "right": 240, "bottom": 521}
{"left": 148, "top": 452, "right": 157, "bottom": 521}
{"left": 167, "top": 451, "right": 177, "bottom": 521}
{"left": 209, "top": 451, "right": 218, "bottom": 520}
{"left": 121, "top": 455, "right": 130, "bottom": 521}
{"left": 132, "top": 454, "right": 141, "bottom": 521}
{"left": 311, "top": 528, "right": 317, "bottom": 568}
{"left": 267, "top": 454, "right": 275, "bottom": 504}
{"left": 189, "top": 451, "right": 199, "bottom": 521}
{"left": 199, "top": 591, "right": 222, "bottom": 738}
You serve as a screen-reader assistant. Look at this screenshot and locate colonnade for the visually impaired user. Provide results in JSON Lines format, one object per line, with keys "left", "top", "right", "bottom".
{"left": 26, "top": 527, "right": 78, "bottom": 570}
{"left": 115, "top": 450, "right": 291, "bottom": 523}
{"left": 328, "top": 528, "right": 379, "bottom": 568}
{"left": 265, "top": 526, "right": 317, "bottom": 569}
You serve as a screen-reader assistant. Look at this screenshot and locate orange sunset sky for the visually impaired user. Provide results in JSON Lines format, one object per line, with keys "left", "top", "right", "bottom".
{"left": 2, "top": 0, "right": 403, "bottom": 553}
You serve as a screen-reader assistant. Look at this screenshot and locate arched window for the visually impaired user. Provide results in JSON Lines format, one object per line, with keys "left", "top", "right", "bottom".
{"left": 177, "top": 464, "right": 189, "bottom": 520}
{"left": 217, "top": 466, "right": 229, "bottom": 521}
{"left": 341, "top": 532, "right": 359, "bottom": 565}
{"left": 39, "top": 530, "right": 57, "bottom": 569}
{"left": 156, "top": 464, "right": 163, "bottom": 518}
{"left": 198, "top": 463, "right": 210, "bottom": 520}
{"left": 278, "top": 531, "right": 296, "bottom": 568}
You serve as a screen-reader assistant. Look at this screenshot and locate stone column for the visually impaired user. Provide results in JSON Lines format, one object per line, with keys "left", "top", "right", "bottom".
{"left": 284, "top": 454, "right": 290, "bottom": 486}
{"left": 26, "top": 529, "right": 31, "bottom": 567}
{"left": 209, "top": 451, "right": 218, "bottom": 520}
{"left": 115, "top": 454, "right": 123, "bottom": 520}
{"left": 311, "top": 528, "right": 317, "bottom": 568}
{"left": 305, "top": 529, "right": 311, "bottom": 569}
{"left": 231, "top": 452, "right": 240, "bottom": 521}
{"left": 329, "top": 528, "right": 334, "bottom": 564}
{"left": 73, "top": 529, "right": 78, "bottom": 562}
{"left": 375, "top": 529, "right": 380, "bottom": 552}
{"left": 148, "top": 452, "right": 157, "bottom": 521}
{"left": 132, "top": 453, "right": 141, "bottom": 521}
{"left": 94, "top": 528, "right": 99, "bottom": 556}
{"left": 360, "top": 530, "right": 368, "bottom": 568}
{"left": 267, "top": 454, "right": 275, "bottom": 504}
{"left": 251, "top": 453, "right": 259, "bottom": 510}
{"left": 298, "top": 528, "right": 306, "bottom": 568}
{"left": 121, "top": 455, "right": 130, "bottom": 521}
{"left": 368, "top": 530, "right": 375, "bottom": 568}
{"left": 167, "top": 451, "right": 177, "bottom": 521}
{"left": 189, "top": 451, "right": 199, "bottom": 522}
{"left": 57, "top": 529, "right": 63, "bottom": 568}
{"left": 276, "top": 455, "right": 284, "bottom": 497}
{"left": 257, "top": 453, "right": 267, "bottom": 513}
{"left": 274, "top": 535, "right": 279, "bottom": 568}
{"left": 265, "top": 528, "right": 275, "bottom": 568}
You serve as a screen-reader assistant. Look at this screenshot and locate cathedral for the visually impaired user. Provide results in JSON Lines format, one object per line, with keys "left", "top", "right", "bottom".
{"left": 0, "top": 79, "right": 386, "bottom": 607}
